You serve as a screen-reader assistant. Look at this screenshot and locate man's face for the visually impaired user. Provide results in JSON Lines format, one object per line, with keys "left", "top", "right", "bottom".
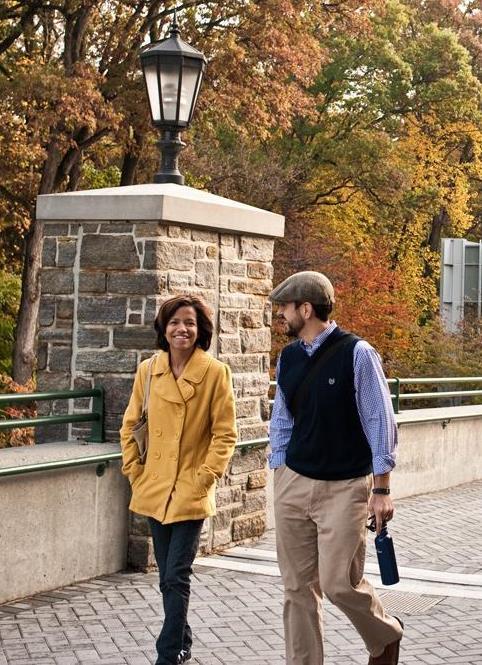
{"left": 276, "top": 302, "right": 305, "bottom": 338}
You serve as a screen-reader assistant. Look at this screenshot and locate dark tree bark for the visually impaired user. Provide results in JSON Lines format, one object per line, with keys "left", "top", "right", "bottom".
{"left": 12, "top": 217, "right": 43, "bottom": 384}
{"left": 120, "top": 151, "right": 140, "bottom": 186}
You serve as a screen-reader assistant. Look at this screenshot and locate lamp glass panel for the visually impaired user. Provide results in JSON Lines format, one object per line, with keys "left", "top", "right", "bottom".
{"left": 179, "top": 64, "right": 201, "bottom": 123}
{"left": 143, "top": 61, "right": 161, "bottom": 122}
{"left": 160, "top": 61, "right": 181, "bottom": 121}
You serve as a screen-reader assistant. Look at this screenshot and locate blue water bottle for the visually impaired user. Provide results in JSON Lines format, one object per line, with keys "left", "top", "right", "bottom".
{"left": 375, "top": 524, "right": 400, "bottom": 585}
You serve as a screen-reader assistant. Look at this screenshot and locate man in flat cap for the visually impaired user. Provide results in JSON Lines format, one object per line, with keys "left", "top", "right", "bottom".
{"left": 269, "top": 271, "right": 403, "bottom": 665}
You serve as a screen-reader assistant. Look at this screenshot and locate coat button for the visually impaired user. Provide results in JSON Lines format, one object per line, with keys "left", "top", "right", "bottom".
{"left": 154, "top": 452, "right": 161, "bottom": 459}
{"left": 155, "top": 428, "right": 162, "bottom": 436}
{"left": 152, "top": 473, "right": 158, "bottom": 479}
{"left": 171, "top": 453, "right": 178, "bottom": 461}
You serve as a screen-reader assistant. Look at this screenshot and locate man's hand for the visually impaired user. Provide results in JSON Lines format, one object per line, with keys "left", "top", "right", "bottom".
{"left": 368, "top": 493, "right": 394, "bottom": 535}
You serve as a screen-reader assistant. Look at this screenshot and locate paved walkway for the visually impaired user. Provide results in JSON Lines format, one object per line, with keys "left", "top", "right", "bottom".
{"left": 1, "top": 481, "right": 482, "bottom": 665}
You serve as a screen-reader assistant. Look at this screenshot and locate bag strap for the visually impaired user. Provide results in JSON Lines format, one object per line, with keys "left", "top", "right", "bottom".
{"left": 289, "top": 333, "right": 357, "bottom": 416}
{"left": 141, "top": 354, "right": 157, "bottom": 417}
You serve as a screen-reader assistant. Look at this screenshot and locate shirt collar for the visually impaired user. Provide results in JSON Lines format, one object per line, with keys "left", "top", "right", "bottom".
{"left": 299, "top": 320, "right": 337, "bottom": 354}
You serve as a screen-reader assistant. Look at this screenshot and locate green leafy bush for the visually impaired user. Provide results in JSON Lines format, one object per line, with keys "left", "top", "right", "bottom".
{"left": 0, "top": 271, "right": 21, "bottom": 375}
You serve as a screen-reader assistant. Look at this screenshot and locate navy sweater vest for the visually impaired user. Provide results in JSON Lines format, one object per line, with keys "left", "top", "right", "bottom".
{"left": 278, "top": 327, "right": 373, "bottom": 480}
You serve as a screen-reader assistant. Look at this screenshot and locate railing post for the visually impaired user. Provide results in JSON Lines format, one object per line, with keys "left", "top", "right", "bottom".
{"left": 393, "top": 378, "right": 401, "bottom": 414}
{"left": 87, "top": 387, "right": 105, "bottom": 443}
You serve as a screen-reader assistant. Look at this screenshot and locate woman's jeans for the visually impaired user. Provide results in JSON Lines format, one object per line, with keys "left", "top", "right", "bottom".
{"left": 148, "top": 517, "right": 204, "bottom": 665}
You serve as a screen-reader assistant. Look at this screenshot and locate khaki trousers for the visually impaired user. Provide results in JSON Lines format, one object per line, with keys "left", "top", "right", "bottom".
{"left": 274, "top": 465, "right": 403, "bottom": 665}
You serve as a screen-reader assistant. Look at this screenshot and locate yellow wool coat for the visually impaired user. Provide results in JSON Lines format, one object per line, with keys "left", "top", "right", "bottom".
{"left": 120, "top": 348, "right": 237, "bottom": 524}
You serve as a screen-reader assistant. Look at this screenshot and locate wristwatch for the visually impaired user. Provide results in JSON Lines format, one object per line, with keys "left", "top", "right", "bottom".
{"left": 372, "top": 487, "right": 390, "bottom": 495}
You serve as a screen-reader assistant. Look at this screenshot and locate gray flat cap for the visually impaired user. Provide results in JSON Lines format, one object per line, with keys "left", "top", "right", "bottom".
{"left": 269, "top": 271, "right": 335, "bottom": 305}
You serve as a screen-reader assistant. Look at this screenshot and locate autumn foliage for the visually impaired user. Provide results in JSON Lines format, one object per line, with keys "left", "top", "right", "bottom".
{"left": 0, "top": 0, "right": 481, "bottom": 389}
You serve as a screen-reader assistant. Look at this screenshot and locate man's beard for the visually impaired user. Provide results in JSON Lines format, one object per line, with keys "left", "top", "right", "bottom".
{"left": 286, "top": 318, "right": 303, "bottom": 338}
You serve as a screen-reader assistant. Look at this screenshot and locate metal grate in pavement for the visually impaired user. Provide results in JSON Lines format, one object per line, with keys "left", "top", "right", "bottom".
{"left": 378, "top": 590, "right": 444, "bottom": 615}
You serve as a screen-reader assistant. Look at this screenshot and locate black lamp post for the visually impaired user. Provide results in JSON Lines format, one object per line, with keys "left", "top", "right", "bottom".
{"left": 139, "top": 13, "right": 207, "bottom": 185}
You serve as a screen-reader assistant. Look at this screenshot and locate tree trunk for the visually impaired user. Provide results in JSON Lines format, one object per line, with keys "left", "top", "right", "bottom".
{"left": 12, "top": 216, "right": 43, "bottom": 385}
{"left": 120, "top": 151, "right": 140, "bottom": 186}
{"left": 12, "top": 140, "right": 69, "bottom": 384}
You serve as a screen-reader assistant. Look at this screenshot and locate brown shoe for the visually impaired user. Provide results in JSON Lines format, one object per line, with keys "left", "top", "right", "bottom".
{"left": 368, "top": 618, "right": 404, "bottom": 665}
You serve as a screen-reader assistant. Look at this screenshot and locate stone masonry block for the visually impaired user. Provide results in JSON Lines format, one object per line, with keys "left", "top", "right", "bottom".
{"left": 36, "top": 371, "right": 71, "bottom": 392}
{"left": 42, "top": 238, "right": 56, "bottom": 267}
{"left": 247, "top": 262, "right": 273, "bottom": 279}
{"left": 79, "top": 272, "right": 107, "bottom": 293}
{"left": 230, "top": 448, "right": 266, "bottom": 475}
{"left": 243, "top": 489, "right": 266, "bottom": 513}
{"left": 37, "top": 343, "right": 48, "bottom": 370}
{"left": 56, "top": 298, "right": 74, "bottom": 320}
{"left": 107, "top": 272, "right": 165, "bottom": 295}
{"left": 100, "top": 222, "right": 134, "bottom": 234}
{"left": 247, "top": 470, "right": 267, "bottom": 489}
{"left": 44, "top": 223, "right": 70, "bottom": 237}
{"left": 260, "top": 396, "right": 271, "bottom": 421}
{"left": 144, "top": 240, "right": 195, "bottom": 271}
{"left": 49, "top": 347, "right": 72, "bottom": 372}
{"left": 240, "top": 237, "right": 274, "bottom": 261}
{"left": 220, "top": 261, "right": 246, "bottom": 276}
{"left": 134, "top": 222, "right": 169, "bottom": 237}
{"left": 219, "top": 310, "right": 240, "bottom": 334}
{"left": 206, "top": 245, "right": 218, "bottom": 259}
{"left": 76, "top": 350, "right": 137, "bottom": 373}
{"left": 130, "top": 513, "right": 150, "bottom": 537}
{"left": 94, "top": 375, "right": 138, "bottom": 414}
{"left": 78, "top": 297, "right": 127, "bottom": 324}
{"left": 167, "top": 272, "right": 194, "bottom": 289}
{"left": 41, "top": 269, "right": 74, "bottom": 295}
{"left": 218, "top": 335, "right": 241, "bottom": 355}
{"left": 264, "top": 301, "right": 272, "bottom": 326}
{"left": 229, "top": 277, "right": 272, "bottom": 296}
{"left": 195, "top": 261, "right": 217, "bottom": 289}
{"left": 77, "top": 328, "right": 110, "bottom": 348}
{"left": 212, "top": 508, "right": 232, "bottom": 531}
{"left": 240, "top": 328, "right": 271, "bottom": 353}
{"left": 39, "top": 299, "right": 55, "bottom": 327}
{"left": 218, "top": 354, "right": 260, "bottom": 374}
{"left": 192, "top": 229, "right": 218, "bottom": 242}
{"left": 113, "top": 327, "right": 157, "bottom": 350}
{"left": 168, "top": 225, "right": 191, "bottom": 239}
{"left": 215, "top": 487, "right": 233, "bottom": 507}
{"left": 81, "top": 234, "right": 140, "bottom": 270}
{"left": 57, "top": 240, "right": 77, "bottom": 268}
{"left": 212, "top": 528, "right": 232, "bottom": 549}
{"left": 235, "top": 398, "right": 259, "bottom": 419}
{"left": 128, "top": 535, "right": 155, "bottom": 571}
{"left": 238, "top": 422, "right": 269, "bottom": 442}
{"left": 220, "top": 244, "right": 238, "bottom": 260}
{"left": 39, "top": 328, "right": 72, "bottom": 343}
{"left": 240, "top": 310, "right": 264, "bottom": 328}
{"left": 232, "top": 512, "right": 266, "bottom": 540}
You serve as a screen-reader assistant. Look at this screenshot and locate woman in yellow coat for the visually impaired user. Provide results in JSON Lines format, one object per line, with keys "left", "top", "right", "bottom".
{"left": 120, "top": 295, "right": 237, "bottom": 665}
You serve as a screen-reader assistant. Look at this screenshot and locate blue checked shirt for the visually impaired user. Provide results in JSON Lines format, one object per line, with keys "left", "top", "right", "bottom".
{"left": 269, "top": 321, "right": 398, "bottom": 476}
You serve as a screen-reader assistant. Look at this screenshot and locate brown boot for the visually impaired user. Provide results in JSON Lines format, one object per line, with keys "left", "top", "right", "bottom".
{"left": 368, "top": 618, "right": 403, "bottom": 665}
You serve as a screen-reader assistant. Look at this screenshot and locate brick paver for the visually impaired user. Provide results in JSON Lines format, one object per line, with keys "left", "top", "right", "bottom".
{"left": 1, "top": 481, "right": 481, "bottom": 665}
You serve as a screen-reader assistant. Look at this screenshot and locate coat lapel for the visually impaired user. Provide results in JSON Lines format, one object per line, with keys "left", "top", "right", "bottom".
{"left": 151, "top": 351, "right": 184, "bottom": 404}
{"left": 150, "top": 348, "right": 212, "bottom": 404}
{"left": 177, "top": 348, "right": 212, "bottom": 402}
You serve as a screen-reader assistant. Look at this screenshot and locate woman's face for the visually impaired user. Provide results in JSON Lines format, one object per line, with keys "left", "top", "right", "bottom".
{"left": 165, "top": 305, "right": 199, "bottom": 352}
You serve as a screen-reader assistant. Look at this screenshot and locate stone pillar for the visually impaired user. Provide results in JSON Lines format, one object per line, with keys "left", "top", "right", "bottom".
{"left": 36, "top": 184, "right": 284, "bottom": 564}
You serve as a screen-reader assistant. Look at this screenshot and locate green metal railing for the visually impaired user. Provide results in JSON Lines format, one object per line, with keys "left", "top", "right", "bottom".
{"left": 270, "top": 376, "right": 482, "bottom": 414}
{"left": 0, "top": 388, "right": 105, "bottom": 442}
{"left": 387, "top": 377, "right": 482, "bottom": 414}
{"left": 3, "top": 375, "right": 481, "bottom": 479}
{"left": 0, "top": 385, "right": 266, "bottom": 478}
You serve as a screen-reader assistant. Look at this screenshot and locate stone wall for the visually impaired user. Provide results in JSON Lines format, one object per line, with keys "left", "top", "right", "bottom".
{"left": 37, "top": 216, "right": 275, "bottom": 562}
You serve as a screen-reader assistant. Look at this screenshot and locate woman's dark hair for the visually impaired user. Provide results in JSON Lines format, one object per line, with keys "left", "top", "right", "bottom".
{"left": 295, "top": 301, "right": 333, "bottom": 322}
{"left": 154, "top": 295, "right": 213, "bottom": 351}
